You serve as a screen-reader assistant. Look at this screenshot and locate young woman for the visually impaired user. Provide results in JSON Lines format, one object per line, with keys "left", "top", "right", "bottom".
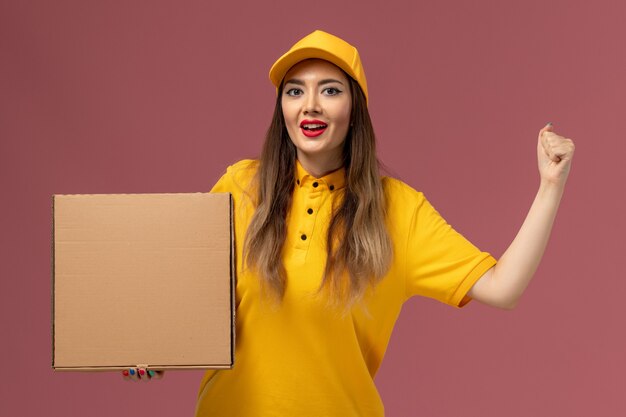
{"left": 126, "top": 30, "right": 575, "bottom": 417}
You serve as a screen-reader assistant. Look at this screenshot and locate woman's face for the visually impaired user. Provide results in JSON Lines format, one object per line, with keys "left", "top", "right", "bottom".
{"left": 281, "top": 59, "right": 352, "bottom": 176}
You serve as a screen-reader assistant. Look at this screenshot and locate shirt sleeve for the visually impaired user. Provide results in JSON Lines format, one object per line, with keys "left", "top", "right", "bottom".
{"left": 209, "top": 159, "right": 257, "bottom": 195}
{"left": 405, "top": 194, "right": 497, "bottom": 307}
{"left": 211, "top": 171, "right": 232, "bottom": 194}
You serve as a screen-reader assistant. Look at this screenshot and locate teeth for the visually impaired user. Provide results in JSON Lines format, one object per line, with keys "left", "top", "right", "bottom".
{"left": 302, "top": 124, "right": 327, "bottom": 130}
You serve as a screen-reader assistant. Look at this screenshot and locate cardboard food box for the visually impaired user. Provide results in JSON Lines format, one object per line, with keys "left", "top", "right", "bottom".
{"left": 52, "top": 192, "right": 235, "bottom": 371}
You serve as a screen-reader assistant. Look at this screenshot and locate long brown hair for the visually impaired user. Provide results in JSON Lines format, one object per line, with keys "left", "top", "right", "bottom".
{"left": 244, "top": 74, "right": 392, "bottom": 308}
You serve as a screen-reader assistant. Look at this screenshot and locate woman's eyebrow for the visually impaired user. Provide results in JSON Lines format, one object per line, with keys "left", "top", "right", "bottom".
{"left": 284, "top": 78, "right": 304, "bottom": 86}
{"left": 318, "top": 78, "right": 344, "bottom": 86}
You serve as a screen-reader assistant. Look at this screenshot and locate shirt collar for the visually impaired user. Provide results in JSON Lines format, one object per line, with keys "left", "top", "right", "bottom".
{"left": 295, "top": 159, "right": 346, "bottom": 191}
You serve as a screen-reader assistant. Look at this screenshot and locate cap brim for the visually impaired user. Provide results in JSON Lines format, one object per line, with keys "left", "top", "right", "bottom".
{"left": 269, "top": 47, "right": 358, "bottom": 89}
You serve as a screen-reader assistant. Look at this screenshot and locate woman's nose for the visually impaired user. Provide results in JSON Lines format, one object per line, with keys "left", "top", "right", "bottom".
{"left": 303, "top": 93, "right": 321, "bottom": 114}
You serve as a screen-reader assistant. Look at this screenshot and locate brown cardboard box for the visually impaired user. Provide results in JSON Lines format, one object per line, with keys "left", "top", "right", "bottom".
{"left": 52, "top": 192, "right": 235, "bottom": 371}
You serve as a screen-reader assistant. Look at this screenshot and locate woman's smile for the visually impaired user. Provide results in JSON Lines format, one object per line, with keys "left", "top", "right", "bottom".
{"left": 300, "top": 119, "right": 328, "bottom": 137}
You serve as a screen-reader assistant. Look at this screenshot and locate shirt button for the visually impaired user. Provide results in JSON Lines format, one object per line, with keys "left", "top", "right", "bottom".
{"left": 301, "top": 234, "right": 307, "bottom": 240}
{"left": 307, "top": 208, "right": 313, "bottom": 214}
{"left": 312, "top": 182, "right": 319, "bottom": 188}
{"left": 329, "top": 185, "right": 335, "bottom": 191}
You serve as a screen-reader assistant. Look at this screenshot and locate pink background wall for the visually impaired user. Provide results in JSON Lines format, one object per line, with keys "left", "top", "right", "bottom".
{"left": 1, "top": 0, "right": 624, "bottom": 415}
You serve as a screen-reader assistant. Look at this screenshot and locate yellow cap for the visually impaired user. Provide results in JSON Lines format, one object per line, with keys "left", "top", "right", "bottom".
{"left": 269, "top": 30, "right": 369, "bottom": 104}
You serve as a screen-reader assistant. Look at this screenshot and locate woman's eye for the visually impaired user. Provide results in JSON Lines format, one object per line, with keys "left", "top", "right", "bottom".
{"left": 323, "top": 87, "right": 341, "bottom": 96}
{"left": 285, "top": 88, "right": 302, "bottom": 97}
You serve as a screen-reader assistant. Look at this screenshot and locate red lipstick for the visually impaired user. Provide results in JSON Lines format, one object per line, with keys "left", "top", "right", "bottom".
{"left": 300, "top": 119, "right": 328, "bottom": 138}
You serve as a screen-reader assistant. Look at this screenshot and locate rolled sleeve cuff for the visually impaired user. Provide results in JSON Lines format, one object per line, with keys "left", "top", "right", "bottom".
{"left": 450, "top": 254, "right": 498, "bottom": 308}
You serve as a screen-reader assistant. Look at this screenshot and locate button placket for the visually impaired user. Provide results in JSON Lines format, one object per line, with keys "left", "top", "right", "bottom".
{"left": 296, "top": 182, "right": 324, "bottom": 251}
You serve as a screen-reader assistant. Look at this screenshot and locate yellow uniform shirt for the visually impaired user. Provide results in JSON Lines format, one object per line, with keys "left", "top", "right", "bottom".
{"left": 195, "top": 159, "right": 497, "bottom": 416}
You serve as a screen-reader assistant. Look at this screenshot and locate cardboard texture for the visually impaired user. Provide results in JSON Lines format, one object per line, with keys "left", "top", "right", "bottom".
{"left": 52, "top": 192, "right": 235, "bottom": 371}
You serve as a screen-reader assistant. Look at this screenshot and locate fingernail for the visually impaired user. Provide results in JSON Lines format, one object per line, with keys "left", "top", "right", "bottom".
{"left": 547, "top": 122, "right": 553, "bottom": 126}
{"left": 129, "top": 368, "right": 135, "bottom": 376}
{"left": 139, "top": 369, "right": 145, "bottom": 376}
{"left": 122, "top": 370, "right": 129, "bottom": 376}
{"left": 148, "top": 370, "right": 156, "bottom": 377}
